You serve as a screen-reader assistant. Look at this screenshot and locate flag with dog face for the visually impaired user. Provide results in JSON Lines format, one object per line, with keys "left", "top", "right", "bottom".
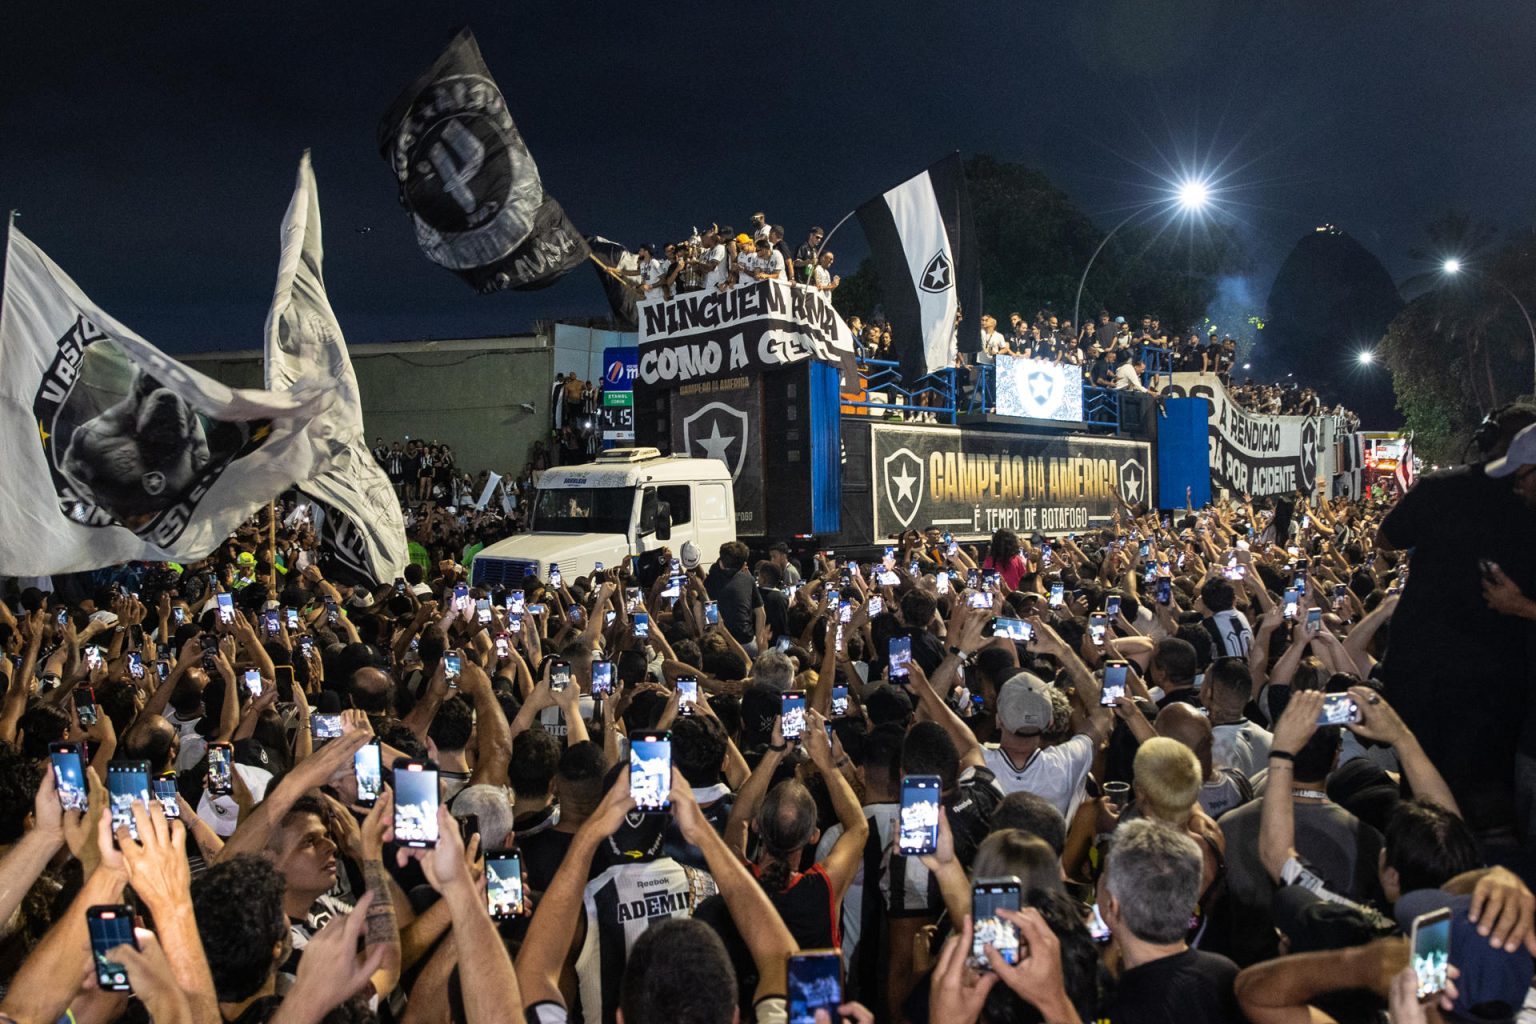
{"left": 0, "top": 223, "right": 336, "bottom": 574}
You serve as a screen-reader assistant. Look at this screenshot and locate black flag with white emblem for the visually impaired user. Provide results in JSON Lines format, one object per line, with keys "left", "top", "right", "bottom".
{"left": 379, "top": 29, "right": 588, "bottom": 293}
{"left": 855, "top": 153, "right": 983, "bottom": 381}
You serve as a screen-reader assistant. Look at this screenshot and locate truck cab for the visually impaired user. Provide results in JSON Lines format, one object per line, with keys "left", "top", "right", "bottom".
{"left": 470, "top": 448, "right": 737, "bottom": 589}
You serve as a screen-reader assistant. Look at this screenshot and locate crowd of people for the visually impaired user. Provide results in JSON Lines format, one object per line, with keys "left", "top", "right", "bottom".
{"left": 5, "top": 408, "right": 1536, "bottom": 1024}
{"left": 608, "top": 218, "right": 839, "bottom": 300}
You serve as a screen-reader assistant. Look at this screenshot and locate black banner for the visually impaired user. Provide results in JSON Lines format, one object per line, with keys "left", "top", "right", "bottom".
{"left": 587, "top": 235, "right": 639, "bottom": 329}
{"left": 636, "top": 279, "right": 859, "bottom": 387}
{"left": 669, "top": 377, "right": 765, "bottom": 531}
{"left": 869, "top": 424, "right": 1153, "bottom": 539}
{"left": 379, "top": 29, "right": 587, "bottom": 294}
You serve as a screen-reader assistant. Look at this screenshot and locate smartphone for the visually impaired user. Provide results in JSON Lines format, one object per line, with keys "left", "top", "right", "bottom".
{"left": 970, "top": 877, "right": 1023, "bottom": 970}
{"left": 1088, "top": 612, "right": 1108, "bottom": 647}
{"left": 354, "top": 739, "right": 383, "bottom": 808}
{"left": 629, "top": 730, "right": 672, "bottom": 812}
{"left": 453, "top": 583, "right": 470, "bottom": 606}
{"left": 1156, "top": 577, "right": 1173, "bottom": 606}
{"left": 780, "top": 691, "right": 807, "bottom": 739}
{"left": 393, "top": 759, "right": 440, "bottom": 848}
{"left": 704, "top": 601, "right": 720, "bottom": 626}
{"left": 966, "top": 590, "right": 992, "bottom": 610}
{"left": 56, "top": 607, "right": 70, "bottom": 628}
{"left": 526, "top": 603, "right": 547, "bottom": 616}
{"left": 1105, "top": 595, "right": 1122, "bottom": 619}
{"left": 1088, "top": 901, "right": 1112, "bottom": 942}
{"left": 1101, "top": 660, "right": 1129, "bottom": 707}
{"left": 486, "top": 852, "right": 525, "bottom": 920}
{"left": 127, "top": 652, "right": 144, "bottom": 680}
{"left": 1332, "top": 583, "right": 1349, "bottom": 610}
{"left": 1222, "top": 561, "right": 1247, "bottom": 581}
{"left": 1318, "top": 693, "right": 1361, "bottom": 727}
{"left": 632, "top": 613, "right": 651, "bottom": 639}
{"left": 787, "top": 950, "right": 842, "bottom": 1024}
{"left": 509, "top": 590, "right": 526, "bottom": 614}
{"left": 838, "top": 599, "right": 852, "bottom": 624}
{"left": 986, "top": 617, "right": 1034, "bottom": 642}
{"left": 50, "top": 741, "right": 89, "bottom": 812}
{"left": 877, "top": 569, "right": 900, "bottom": 586}
{"left": 242, "top": 669, "right": 262, "bottom": 698}
{"left": 898, "top": 774, "right": 942, "bottom": 855}
{"left": 888, "top": 636, "right": 913, "bottom": 679}
{"left": 592, "top": 660, "right": 616, "bottom": 697}
{"left": 443, "top": 653, "right": 462, "bottom": 688}
{"left": 87, "top": 905, "right": 138, "bottom": 993}
{"left": 207, "top": 742, "right": 233, "bottom": 796}
{"left": 676, "top": 676, "right": 698, "bottom": 715}
{"left": 1283, "top": 587, "right": 1301, "bottom": 620}
{"left": 623, "top": 587, "right": 641, "bottom": 612}
{"left": 1410, "top": 907, "right": 1452, "bottom": 1000}
{"left": 263, "top": 609, "right": 280, "bottom": 636}
{"left": 74, "top": 686, "right": 98, "bottom": 726}
{"left": 84, "top": 645, "right": 105, "bottom": 672}
{"left": 494, "top": 633, "right": 511, "bottom": 660}
{"left": 154, "top": 659, "right": 170, "bottom": 682}
{"left": 867, "top": 595, "right": 885, "bottom": 617}
{"left": 550, "top": 659, "right": 572, "bottom": 693}
{"left": 172, "top": 605, "right": 186, "bottom": 627}
{"left": 395, "top": 578, "right": 407, "bottom": 596}
{"left": 107, "top": 760, "right": 152, "bottom": 841}
{"left": 311, "top": 713, "right": 344, "bottom": 739}
{"left": 324, "top": 596, "right": 339, "bottom": 625}
{"left": 936, "top": 572, "right": 951, "bottom": 595}
{"left": 153, "top": 774, "right": 180, "bottom": 819}
{"left": 1049, "top": 582, "right": 1065, "bottom": 608}
{"left": 216, "top": 592, "right": 235, "bottom": 625}
{"left": 549, "top": 564, "right": 563, "bottom": 589}
{"left": 475, "top": 598, "right": 492, "bottom": 625}
{"left": 1305, "top": 607, "right": 1323, "bottom": 635}
{"left": 831, "top": 684, "right": 849, "bottom": 718}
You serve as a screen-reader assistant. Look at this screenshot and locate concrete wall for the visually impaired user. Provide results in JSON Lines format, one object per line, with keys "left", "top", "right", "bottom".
{"left": 182, "top": 335, "right": 554, "bottom": 475}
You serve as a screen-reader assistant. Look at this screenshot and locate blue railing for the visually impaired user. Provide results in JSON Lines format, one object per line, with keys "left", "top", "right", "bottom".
{"left": 839, "top": 356, "right": 1138, "bottom": 434}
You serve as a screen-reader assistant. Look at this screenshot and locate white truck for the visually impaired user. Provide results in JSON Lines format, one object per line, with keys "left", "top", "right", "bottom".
{"left": 470, "top": 448, "right": 738, "bottom": 589}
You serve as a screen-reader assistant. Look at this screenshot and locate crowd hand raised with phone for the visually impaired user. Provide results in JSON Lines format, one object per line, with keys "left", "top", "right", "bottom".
{"left": 100, "top": 929, "right": 195, "bottom": 1024}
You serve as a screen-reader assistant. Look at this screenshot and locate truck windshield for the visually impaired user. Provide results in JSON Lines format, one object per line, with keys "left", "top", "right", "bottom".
{"left": 532, "top": 487, "right": 634, "bottom": 534}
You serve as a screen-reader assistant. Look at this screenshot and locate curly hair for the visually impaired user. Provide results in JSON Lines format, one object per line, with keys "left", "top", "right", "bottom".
{"left": 191, "top": 855, "right": 288, "bottom": 1002}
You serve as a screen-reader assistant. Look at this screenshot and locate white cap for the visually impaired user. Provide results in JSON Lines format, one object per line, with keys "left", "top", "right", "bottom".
{"left": 1487, "top": 423, "right": 1536, "bottom": 477}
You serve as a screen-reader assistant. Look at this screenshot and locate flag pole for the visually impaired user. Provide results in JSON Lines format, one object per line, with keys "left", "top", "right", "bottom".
{"left": 268, "top": 500, "right": 277, "bottom": 588}
{"left": 587, "top": 252, "right": 645, "bottom": 296}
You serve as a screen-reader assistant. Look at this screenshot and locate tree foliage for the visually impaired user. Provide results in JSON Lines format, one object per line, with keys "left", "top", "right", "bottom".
{"left": 834, "top": 154, "right": 1248, "bottom": 334}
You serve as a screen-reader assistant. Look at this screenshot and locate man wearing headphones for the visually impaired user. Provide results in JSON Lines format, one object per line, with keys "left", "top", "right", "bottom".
{"left": 1376, "top": 405, "right": 1536, "bottom": 838}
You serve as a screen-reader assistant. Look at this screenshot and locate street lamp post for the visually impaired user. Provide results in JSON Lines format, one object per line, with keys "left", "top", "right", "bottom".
{"left": 1071, "top": 180, "right": 1210, "bottom": 337}
{"left": 1442, "top": 259, "right": 1536, "bottom": 395}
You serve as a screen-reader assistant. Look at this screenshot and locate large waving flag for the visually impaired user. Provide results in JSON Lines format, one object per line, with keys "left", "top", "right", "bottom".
{"left": 0, "top": 223, "right": 337, "bottom": 574}
{"left": 263, "top": 153, "right": 408, "bottom": 586}
{"left": 379, "top": 29, "right": 588, "bottom": 293}
{"left": 854, "top": 153, "right": 983, "bottom": 379}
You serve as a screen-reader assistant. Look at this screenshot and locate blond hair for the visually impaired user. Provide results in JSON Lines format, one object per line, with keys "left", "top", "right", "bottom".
{"left": 1132, "top": 737, "right": 1202, "bottom": 825}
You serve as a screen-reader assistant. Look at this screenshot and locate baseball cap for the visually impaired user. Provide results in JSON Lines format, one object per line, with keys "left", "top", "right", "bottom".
{"left": 1395, "top": 890, "right": 1533, "bottom": 1022}
{"left": 1486, "top": 423, "right": 1536, "bottom": 478}
{"left": 997, "top": 672, "right": 1055, "bottom": 735}
{"left": 680, "top": 542, "right": 702, "bottom": 570}
{"left": 236, "top": 551, "right": 257, "bottom": 568}
{"left": 1271, "top": 885, "right": 1377, "bottom": 953}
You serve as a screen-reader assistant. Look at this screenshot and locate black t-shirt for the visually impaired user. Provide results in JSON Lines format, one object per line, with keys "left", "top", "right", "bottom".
{"left": 705, "top": 564, "right": 762, "bottom": 644}
{"left": 760, "top": 586, "right": 789, "bottom": 639}
{"left": 1101, "top": 948, "right": 1241, "bottom": 1024}
{"left": 518, "top": 828, "right": 575, "bottom": 893}
{"left": 1378, "top": 467, "right": 1536, "bottom": 793}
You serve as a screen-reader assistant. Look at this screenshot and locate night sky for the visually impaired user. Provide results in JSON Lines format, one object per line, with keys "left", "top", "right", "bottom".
{"left": 3, "top": 2, "right": 1534, "bottom": 365}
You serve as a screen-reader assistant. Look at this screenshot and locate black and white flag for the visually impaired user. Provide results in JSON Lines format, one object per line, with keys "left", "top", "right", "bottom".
{"left": 587, "top": 235, "right": 640, "bottom": 330}
{"left": 855, "top": 153, "right": 983, "bottom": 380}
{"left": 263, "top": 153, "right": 408, "bottom": 587}
{"left": 379, "top": 29, "right": 588, "bottom": 293}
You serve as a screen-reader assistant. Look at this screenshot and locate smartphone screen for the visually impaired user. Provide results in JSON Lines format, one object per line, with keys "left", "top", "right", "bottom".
{"left": 1317, "top": 693, "right": 1361, "bottom": 727}
{"left": 898, "top": 775, "right": 942, "bottom": 855}
{"left": 207, "top": 743, "right": 233, "bottom": 796}
{"left": 549, "top": 565, "right": 562, "bottom": 589}
{"left": 476, "top": 598, "right": 492, "bottom": 625}
{"left": 243, "top": 669, "right": 262, "bottom": 698}
{"left": 263, "top": 609, "right": 280, "bottom": 636}
{"left": 311, "top": 713, "right": 344, "bottom": 739}
{"left": 1088, "top": 612, "right": 1108, "bottom": 647}
{"left": 1088, "top": 901, "right": 1112, "bottom": 942}
{"left": 967, "top": 590, "right": 991, "bottom": 610}
{"left": 550, "top": 659, "right": 572, "bottom": 693}
{"left": 838, "top": 599, "right": 852, "bottom": 624}
{"left": 629, "top": 731, "right": 672, "bottom": 812}
{"left": 494, "top": 634, "right": 511, "bottom": 660}
{"left": 936, "top": 572, "right": 951, "bottom": 595}
{"left": 632, "top": 613, "right": 651, "bottom": 639}
{"left": 1101, "top": 661, "right": 1129, "bottom": 707}
{"left": 780, "top": 691, "right": 807, "bottom": 738}
{"left": 971, "top": 879, "right": 1022, "bottom": 968}
{"left": 787, "top": 950, "right": 842, "bottom": 1024}
{"left": 1306, "top": 607, "right": 1323, "bottom": 635}
{"left": 443, "top": 653, "right": 462, "bottom": 687}
{"left": 1049, "top": 582, "right": 1065, "bottom": 608}
{"left": 1332, "top": 583, "right": 1348, "bottom": 609}
{"left": 87, "top": 905, "right": 138, "bottom": 993}
{"left": 127, "top": 652, "right": 144, "bottom": 680}
{"left": 1283, "top": 588, "right": 1301, "bottom": 619}
{"left": 888, "top": 636, "right": 912, "bottom": 679}
{"left": 989, "top": 617, "right": 1034, "bottom": 642}
{"left": 393, "top": 760, "right": 440, "bottom": 848}
{"left": 486, "top": 853, "right": 524, "bottom": 919}
{"left": 84, "top": 645, "right": 104, "bottom": 672}
{"left": 510, "top": 590, "right": 526, "bottom": 614}
{"left": 868, "top": 595, "right": 884, "bottom": 616}
{"left": 286, "top": 608, "right": 300, "bottom": 630}
{"left": 50, "top": 742, "right": 88, "bottom": 812}
{"left": 1411, "top": 908, "right": 1452, "bottom": 999}
{"left": 1156, "top": 577, "right": 1173, "bottom": 605}
{"left": 704, "top": 601, "right": 719, "bottom": 625}
{"left": 592, "top": 660, "right": 615, "bottom": 696}
{"left": 676, "top": 677, "right": 698, "bottom": 714}
{"left": 107, "top": 761, "right": 152, "bottom": 841}
{"left": 1105, "top": 595, "right": 1122, "bottom": 619}
{"left": 75, "top": 687, "right": 98, "bottom": 726}
{"left": 153, "top": 775, "right": 180, "bottom": 819}
{"left": 216, "top": 592, "right": 234, "bottom": 625}
{"left": 355, "top": 740, "right": 383, "bottom": 808}
{"left": 831, "top": 685, "right": 849, "bottom": 717}
{"left": 453, "top": 583, "right": 470, "bottom": 606}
